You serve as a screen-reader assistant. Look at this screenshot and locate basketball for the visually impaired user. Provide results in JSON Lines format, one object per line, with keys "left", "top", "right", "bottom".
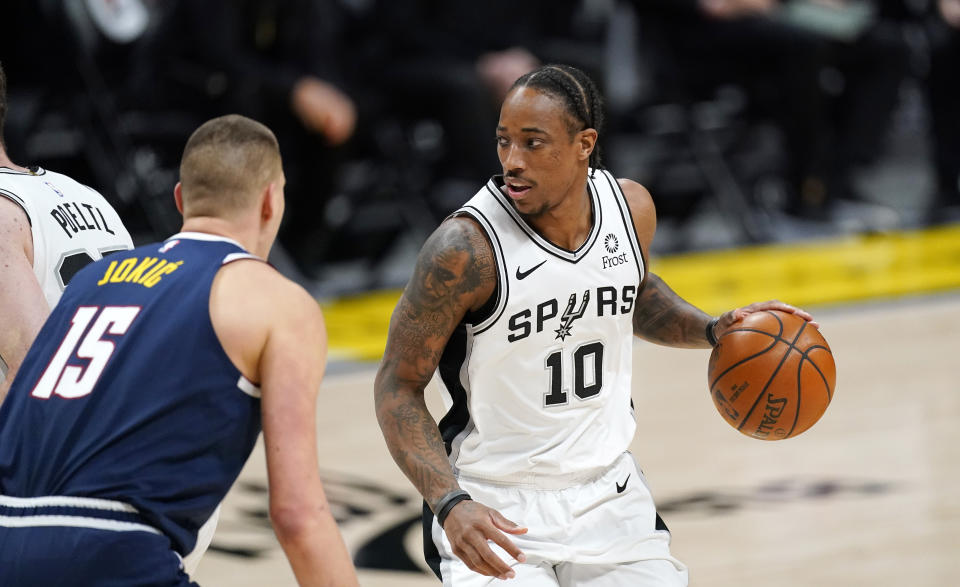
{"left": 707, "top": 310, "right": 836, "bottom": 440}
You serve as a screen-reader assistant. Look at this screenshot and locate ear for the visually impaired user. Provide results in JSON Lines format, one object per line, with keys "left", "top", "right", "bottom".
{"left": 174, "top": 182, "right": 184, "bottom": 214}
{"left": 578, "top": 128, "right": 598, "bottom": 162}
{"left": 260, "top": 182, "right": 277, "bottom": 223}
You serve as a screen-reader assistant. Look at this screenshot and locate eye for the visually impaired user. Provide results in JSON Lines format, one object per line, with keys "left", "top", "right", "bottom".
{"left": 526, "top": 138, "right": 544, "bottom": 148}
{"left": 496, "top": 136, "right": 509, "bottom": 147}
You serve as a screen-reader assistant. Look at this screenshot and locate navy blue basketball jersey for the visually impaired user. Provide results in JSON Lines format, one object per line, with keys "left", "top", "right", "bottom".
{"left": 0, "top": 232, "right": 263, "bottom": 560}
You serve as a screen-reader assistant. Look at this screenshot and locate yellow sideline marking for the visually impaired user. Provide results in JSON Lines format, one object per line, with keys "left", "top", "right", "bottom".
{"left": 321, "top": 224, "right": 960, "bottom": 362}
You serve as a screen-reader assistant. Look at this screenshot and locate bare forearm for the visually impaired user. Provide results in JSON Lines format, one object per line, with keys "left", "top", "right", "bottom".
{"left": 374, "top": 379, "right": 459, "bottom": 511}
{"left": 633, "top": 273, "right": 713, "bottom": 348}
{"left": 274, "top": 507, "right": 358, "bottom": 586}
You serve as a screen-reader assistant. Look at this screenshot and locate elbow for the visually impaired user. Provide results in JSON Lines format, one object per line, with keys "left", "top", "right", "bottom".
{"left": 270, "top": 501, "right": 328, "bottom": 544}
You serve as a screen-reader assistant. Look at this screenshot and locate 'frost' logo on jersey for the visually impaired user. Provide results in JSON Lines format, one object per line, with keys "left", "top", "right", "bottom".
{"left": 158, "top": 240, "right": 180, "bottom": 253}
{"left": 601, "top": 232, "right": 629, "bottom": 269}
{"left": 604, "top": 233, "right": 619, "bottom": 254}
{"left": 44, "top": 181, "right": 65, "bottom": 198}
{"left": 554, "top": 290, "right": 590, "bottom": 341}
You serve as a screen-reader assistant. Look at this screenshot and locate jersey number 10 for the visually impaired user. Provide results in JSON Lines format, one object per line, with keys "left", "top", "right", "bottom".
{"left": 544, "top": 341, "right": 604, "bottom": 407}
{"left": 31, "top": 306, "right": 141, "bottom": 400}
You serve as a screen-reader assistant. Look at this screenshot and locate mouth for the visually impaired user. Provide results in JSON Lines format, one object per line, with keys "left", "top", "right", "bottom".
{"left": 505, "top": 179, "right": 533, "bottom": 199}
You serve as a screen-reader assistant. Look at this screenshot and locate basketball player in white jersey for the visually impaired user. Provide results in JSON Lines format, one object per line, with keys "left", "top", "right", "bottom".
{"left": 374, "top": 64, "right": 817, "bottom": 586}
{"left": 0, "top": 61, "right": 133, "bottom": 401}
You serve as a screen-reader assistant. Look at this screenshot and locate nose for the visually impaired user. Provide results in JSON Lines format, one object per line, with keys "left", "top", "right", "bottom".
{"left": 501, "top": 144, "right": 525, "bottom": 174}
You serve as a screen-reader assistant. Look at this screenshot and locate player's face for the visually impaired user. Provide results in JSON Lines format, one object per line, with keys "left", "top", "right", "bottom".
{"left": 496, "top": 87, "right": 589, "bottom": 217}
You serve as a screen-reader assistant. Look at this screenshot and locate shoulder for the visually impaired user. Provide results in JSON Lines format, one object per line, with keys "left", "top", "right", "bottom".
{"left": 428, "top": 214, "right": 494, "bottom": 257}
{"left": 616, "top": 178, "right": 656, "bottom": 253}
{"left": 45, "top": 169, "right": 120, "bottom": 211}
{"left": 0, "top": 175, "right": 32, "bottom": 219}
{"left": 0, "top": 194, "right": 33, "bottom": 260}
{"left": 210, "top": 258, "right": 324, "bottom": 382}
{"left": 216, "top": 258, "right": 320, "bottom": 323}
{"left": 410, "top": 215, "right": 497, "bottom": 312}
{"left": 44, "top": 169, "right": 96, "bottom": 193}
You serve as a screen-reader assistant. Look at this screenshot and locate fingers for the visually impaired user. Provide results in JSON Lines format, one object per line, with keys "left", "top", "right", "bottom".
{"left": 454, "top": 536, "right": 517, "bottom": 580}
{"left": 491, "top": 512, "right": 528, "bottom": 536}
{"left": 445, "top": 504, "right": 527, "bottom": 579}
{"left": 729, "top": 300, "right": 820, "bottom": 329}
{"left": 488, "top": 531, "right": 527, "bottom": 566}
{"left": 488, "top": 513, "right": 527, "bottom": 564}
{"left": 474, "top": 537, "right": 517, "bottom": 580}
{"left": 754, "top": 301, "right": 820, "bottom": 329}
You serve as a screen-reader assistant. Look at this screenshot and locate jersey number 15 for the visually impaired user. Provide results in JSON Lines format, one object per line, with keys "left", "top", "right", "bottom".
{"left": 31, "top": 305, "right": 141, "bottom": 400}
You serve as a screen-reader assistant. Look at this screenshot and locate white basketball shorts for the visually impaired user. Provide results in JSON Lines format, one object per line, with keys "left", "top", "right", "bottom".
{"left": 429, "top": 452, "right": 689, "bottom": 586}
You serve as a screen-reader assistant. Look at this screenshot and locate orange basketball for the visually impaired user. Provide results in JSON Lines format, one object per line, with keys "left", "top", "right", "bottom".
{"left": 707, "top": 310, "right": 836, "bottom": 440}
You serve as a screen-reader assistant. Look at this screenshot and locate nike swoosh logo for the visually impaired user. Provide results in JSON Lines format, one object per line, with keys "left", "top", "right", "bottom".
{"left": 616, "top": 474, "right": 630, "bottom": 494}
{"left": 516, "top": 260, "right": 547, "bottom": 280}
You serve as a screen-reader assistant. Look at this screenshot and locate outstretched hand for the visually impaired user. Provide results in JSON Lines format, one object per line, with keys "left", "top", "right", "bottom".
{"left": 715, "top": 300, "right": 819, "bottom": 338}
{"left": 442, "top": 500, "right": 528, "bottom": 580}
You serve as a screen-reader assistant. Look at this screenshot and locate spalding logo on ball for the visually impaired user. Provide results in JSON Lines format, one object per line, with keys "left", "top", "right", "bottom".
{"left": 708, "top": 310, "right": 836, "bottom": 440}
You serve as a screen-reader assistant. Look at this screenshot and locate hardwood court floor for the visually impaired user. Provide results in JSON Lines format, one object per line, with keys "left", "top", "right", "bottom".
{"left": 195, "top": 294, "right": 960, "bottom": 586}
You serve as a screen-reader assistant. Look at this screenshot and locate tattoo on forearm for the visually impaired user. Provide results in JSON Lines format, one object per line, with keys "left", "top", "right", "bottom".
{"left": 384, "top": 400, "right": 457, "bottom": 506}
{"left": 632, "top": 273, "right": 710, "bottom": 347}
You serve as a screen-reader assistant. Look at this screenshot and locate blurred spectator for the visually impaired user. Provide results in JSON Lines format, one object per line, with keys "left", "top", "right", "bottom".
{"left": 925, "top": 0, "right": 960, "bottom": 220}
{"left": 635, "top": 0, "right": 830, "bottom": 218}
{"left": 633, "top": 0, "right": 910, "bottom": 220}
{"left": 821, "top": 0, "right": 912, "bottom": 206}
{"left": 144, "top": 0, "right": 357, "bottom": 272}
{"left": 360, "top": 0, "right": 601, "bottom": 186}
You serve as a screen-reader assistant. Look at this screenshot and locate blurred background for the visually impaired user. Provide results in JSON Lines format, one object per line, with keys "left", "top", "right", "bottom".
{"left": 3, "top": 0, "right": 959, "bottom": 295}
{"left": 3, "top": 1, "right": 959, "bottom": 585}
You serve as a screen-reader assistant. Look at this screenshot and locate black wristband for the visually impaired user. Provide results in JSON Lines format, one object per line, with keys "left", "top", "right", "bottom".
{"left": 435, "top": 489, "right": 472, "bottom": 528}
{"left": 706, "top": 317, "right": 721, "bottom": 347}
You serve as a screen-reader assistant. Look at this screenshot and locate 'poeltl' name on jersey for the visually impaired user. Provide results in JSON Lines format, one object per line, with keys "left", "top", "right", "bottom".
{"left": 507, "top": 285, "right": 637, "bottom": 343}
{"left": 50, "top": 201, "right": 118, "bottom": 239}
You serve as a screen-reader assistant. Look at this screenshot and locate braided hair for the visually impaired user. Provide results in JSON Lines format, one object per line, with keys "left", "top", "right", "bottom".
{"left": 509, "top": 64, "right": 605, "bottom": 176}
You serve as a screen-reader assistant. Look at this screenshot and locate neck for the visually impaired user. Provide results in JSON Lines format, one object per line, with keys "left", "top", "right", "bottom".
{"left": 179, "top": 216, "right": 270, "bottom": 258}
{"left": 0, "top": 147, "right": 30, "bottom": 173}
{"left": 525, "top": 175, "right": 592, "bottom": 251}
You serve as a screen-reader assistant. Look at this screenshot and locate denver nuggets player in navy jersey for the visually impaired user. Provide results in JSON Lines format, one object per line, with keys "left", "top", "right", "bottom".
{"left": 375, "top": 65, "right": 817, "bottom": 586}
{"left": 0, "top": 115, "right": 358, "bottom": 586}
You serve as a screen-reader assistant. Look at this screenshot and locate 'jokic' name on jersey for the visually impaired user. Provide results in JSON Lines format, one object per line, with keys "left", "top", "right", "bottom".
{"left": 507, "top": 285, "right": 637, "bottom": 343}
{"left": 96, "top": 257, "right": 183, "bottom": 288}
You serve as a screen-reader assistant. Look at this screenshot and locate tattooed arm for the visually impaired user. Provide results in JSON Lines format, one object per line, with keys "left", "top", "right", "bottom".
{"left": 615, "top": 178, "right": 714, "bottom": 347}
{"left": 374, "top": 216, "right": 526, "bottom": 580}
{"left": 617, "top": 178, "right": 815, "bottom": 347}
{"left": 634, "top": 273, "right": 717, "bottom": 348}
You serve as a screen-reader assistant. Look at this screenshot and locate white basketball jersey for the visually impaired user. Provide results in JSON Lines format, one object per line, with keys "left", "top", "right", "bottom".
{"left": 436, "top": 170, "right": 647, "bottom": 486}
{"left": 0, "top": 166, "right": 133, "bottom": 309}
